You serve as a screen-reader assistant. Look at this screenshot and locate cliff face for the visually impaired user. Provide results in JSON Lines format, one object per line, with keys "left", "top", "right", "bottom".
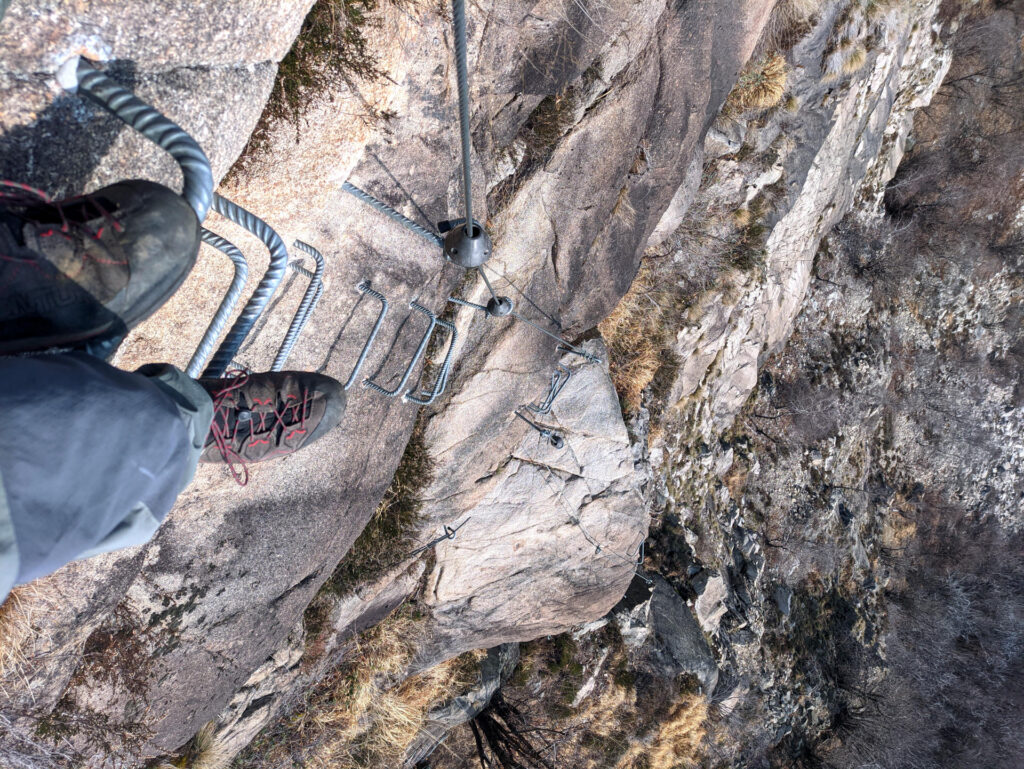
{"left": 1, "top": 0, "right": 1011, "bottom": 767}
{"left": 0, "top": 0, "right": 770, "bottom": 764}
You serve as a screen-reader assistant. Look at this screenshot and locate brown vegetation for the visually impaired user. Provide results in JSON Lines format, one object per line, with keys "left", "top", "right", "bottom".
{"left": 238, "top": 603, "right": 482, "bottom": 768}
{"left": 725, "top": 54, "right": 789, "bottom": 113}
{"left": 316, "top": 414, "right": 435, "bottom": 600}
{"left": 228, "top": 0, "right": 390, "bottom": 177}
{"left": 433, "top": 628, "right": 708, "bottom": 769}
{"left": 0, "top": 584, "right": 54, "bottom": 691}
{"left": 598, "top": 262, "right": 673, "bottom": 413}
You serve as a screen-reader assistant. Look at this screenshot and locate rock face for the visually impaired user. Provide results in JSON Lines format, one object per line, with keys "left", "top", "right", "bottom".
{"left": 641, "top": 0, "right": 1024, "bottom": 763}
{"left": 615, "top": 575, "right": 719, "bottom": 695}
{"left": 0, "top": 0, "right": 776, "bottom": 765}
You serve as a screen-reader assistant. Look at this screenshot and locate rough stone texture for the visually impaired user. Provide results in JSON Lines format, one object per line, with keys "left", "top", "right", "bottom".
{"left": 695, "top": 574, "right": 729, "bottom": 634}
{"left": 418, "top": 340, "right": 646, "bottom": 660}
{"left": 0, "top": 0, "right": 311, "bottom": 195}
{"left": 646, "top": 576, "right": 719, "bottom": 694}
{"left": 661, "top": 0, "right": 952, "bottom": 430}
{"left": 0, "top": 0, "right": 776, "bottom": 764}
{"left": 637, "top": 0, "right": 1022, "bottom": 760}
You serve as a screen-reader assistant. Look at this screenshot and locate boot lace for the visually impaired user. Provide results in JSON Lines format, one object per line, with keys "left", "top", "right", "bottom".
{"left": 208, "top": 372, "right": 316, "bottom": 486}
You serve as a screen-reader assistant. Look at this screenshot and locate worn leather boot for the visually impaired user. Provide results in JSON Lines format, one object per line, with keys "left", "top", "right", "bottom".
{"left": 197, "top": 371, "right": 346, "bottom": 485}
{"left": 0, "top": 178, "right": 200, "bottom": 355}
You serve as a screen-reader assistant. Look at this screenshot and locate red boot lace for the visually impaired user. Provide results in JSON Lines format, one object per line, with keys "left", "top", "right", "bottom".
{"left": 0, "top": 180, "right": 123, "bottom": 237}
{"left": 207, "top": 372, "right": 316, "bottom": 486}
{"left": 207, "top": 371, "right": 251, "bottom": 486}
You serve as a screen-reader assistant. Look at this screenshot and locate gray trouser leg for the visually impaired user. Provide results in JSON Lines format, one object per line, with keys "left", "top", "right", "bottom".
{"left": 0, "top": 353, "right": 214, "bottom": 602}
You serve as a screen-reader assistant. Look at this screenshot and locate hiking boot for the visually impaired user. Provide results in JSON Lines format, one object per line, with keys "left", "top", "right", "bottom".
{"left": 0, "top": 179, "right": 200, "bottom": 355}
{"left": 197, "top": 371, "right": 346, "bottom": 484}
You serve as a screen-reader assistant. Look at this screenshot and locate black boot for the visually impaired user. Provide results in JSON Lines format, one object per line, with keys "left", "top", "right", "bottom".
{"left": 0, "top": 179, "right": 200, "bottom": 355}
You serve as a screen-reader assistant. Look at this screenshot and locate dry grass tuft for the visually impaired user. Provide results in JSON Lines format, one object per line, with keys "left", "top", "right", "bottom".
{"left": 239, "top": 605, "right": 482, "bottom": 768}
{"left": 644, "top": 698, "right": 709, "bottom": 769}
{"left": 189, "top": 722, "right": 232, "bottom": 769}
{"left": 228, "top": 0, "right": 391, "bottom": 178}
{"left": 732, "top": 207, "right": 753, "bottom": 227}
{"left": 725, "top": 53, "right": 789, "bottom": 113}
{"left": 0, "top": 584, "right": 55, "bottom": 689}
{"left": 158, "top": 722, "right": 232, "bottom": 769}
{"left": 764, "top": 0, "right": 823, "bottom": 50}
{"left": 598, "top": 262, "right": 669, "bottom": 412}
{"left": 612, "top": 185, "right": 637, "bottom": 230}
{"left": 610, "top": 697, "right": 708, "bottom": 769}
{"left": 842, "top": 43, "right": 869, "bottom": 74}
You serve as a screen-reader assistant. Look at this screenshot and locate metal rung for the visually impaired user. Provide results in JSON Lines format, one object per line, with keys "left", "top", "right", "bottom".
{"left": 67, "top": 58, "right": 213, "bottom": 222}
{"left": 185, "top": 230, "right": 249, "bottom": 377}
{"left": 342, "top": 181, "right": 443, "bottom": 249}
{"left": 363, "top": 302, "right": 436, "bottom": 398}
{"left": 528, "top": 362, "right": 571, "bottom": 415}
{"left": 344, "top": 280, "right": 389, "bottom": 391}
{"left": 203, "top": 195, "right": 289, "bottom": 378}
{"left": 405, "top": 318, "right": 458, "bottom": 405}
{"left": 272, "top": 240, "right": 325, "bottom": 371}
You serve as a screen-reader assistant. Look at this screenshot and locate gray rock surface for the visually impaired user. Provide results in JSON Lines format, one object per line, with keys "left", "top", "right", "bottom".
{"left": 0, "top": 0, "right": 782, "bottom": 764}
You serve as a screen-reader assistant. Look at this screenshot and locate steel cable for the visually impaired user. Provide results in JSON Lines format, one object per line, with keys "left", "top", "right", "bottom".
{"left": 203, "top": 194, "right": 289, "bottom": 377}
{"left": 72, "top": 59, "right": 213, "bottom": 222}
{"left": 536, "top": 468, "right": 650, "bottom": 585}
{"left": 185, "top": 230, "right": 249, "bottom": 377}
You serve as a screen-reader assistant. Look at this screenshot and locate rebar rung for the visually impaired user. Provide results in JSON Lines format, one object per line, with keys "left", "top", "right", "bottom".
{"left": 363, "top": 302, "right": 437, "bottom": 398}
{"left": 185, "top": 230, "right": 249, "bottom": 378}
{"left": 344, "top": 280, "right": 389, "bottom": 391}
{"left": 405, "top": 318, "right": 458, "bottom": 405}
{"left": 272, "top": 240, "right": 325, "bottom": 371}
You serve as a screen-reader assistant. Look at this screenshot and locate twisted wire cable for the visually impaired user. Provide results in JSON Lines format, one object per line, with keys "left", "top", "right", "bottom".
{"left": 342, "top": 181, "right": 443, "bottom": 249}
{"left": 72, "top": 59, "right": 213, "bottom": 222}
{"left": 272, "top": 240, "right": 325, "bottom": 370}
{"left": 185, "top": 230, "right": 250, "bottom": 377}
{"left": 203, "top": 194, "right": 289, "bottom": 377}
{"left": 537, "top": 468, "right": 651, "bottom": 585}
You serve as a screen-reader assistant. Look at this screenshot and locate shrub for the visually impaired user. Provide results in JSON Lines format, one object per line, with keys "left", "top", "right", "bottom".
{"left": 238, "top": 604, "right": 483, "bottom": 768}
{"left": 229, "top": 0, "right": 388, "bottom": 176}
{"left": 598, "top": 262, "right": 672, "bottom": 413}
{"left": 725, "top": 54, "right": 789, "bottom": 112}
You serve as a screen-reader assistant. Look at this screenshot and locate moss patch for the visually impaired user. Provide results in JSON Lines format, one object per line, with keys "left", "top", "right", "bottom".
{"left": 229, "top": 0, "right": 390, "bottom": 177}
{"left": 315, "top": 414, "right": 435, "bottom": 602}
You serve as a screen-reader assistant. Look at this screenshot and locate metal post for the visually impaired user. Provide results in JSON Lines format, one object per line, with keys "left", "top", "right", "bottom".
{"left": 451, "top": 0, "right": 474, "bottom": 232}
